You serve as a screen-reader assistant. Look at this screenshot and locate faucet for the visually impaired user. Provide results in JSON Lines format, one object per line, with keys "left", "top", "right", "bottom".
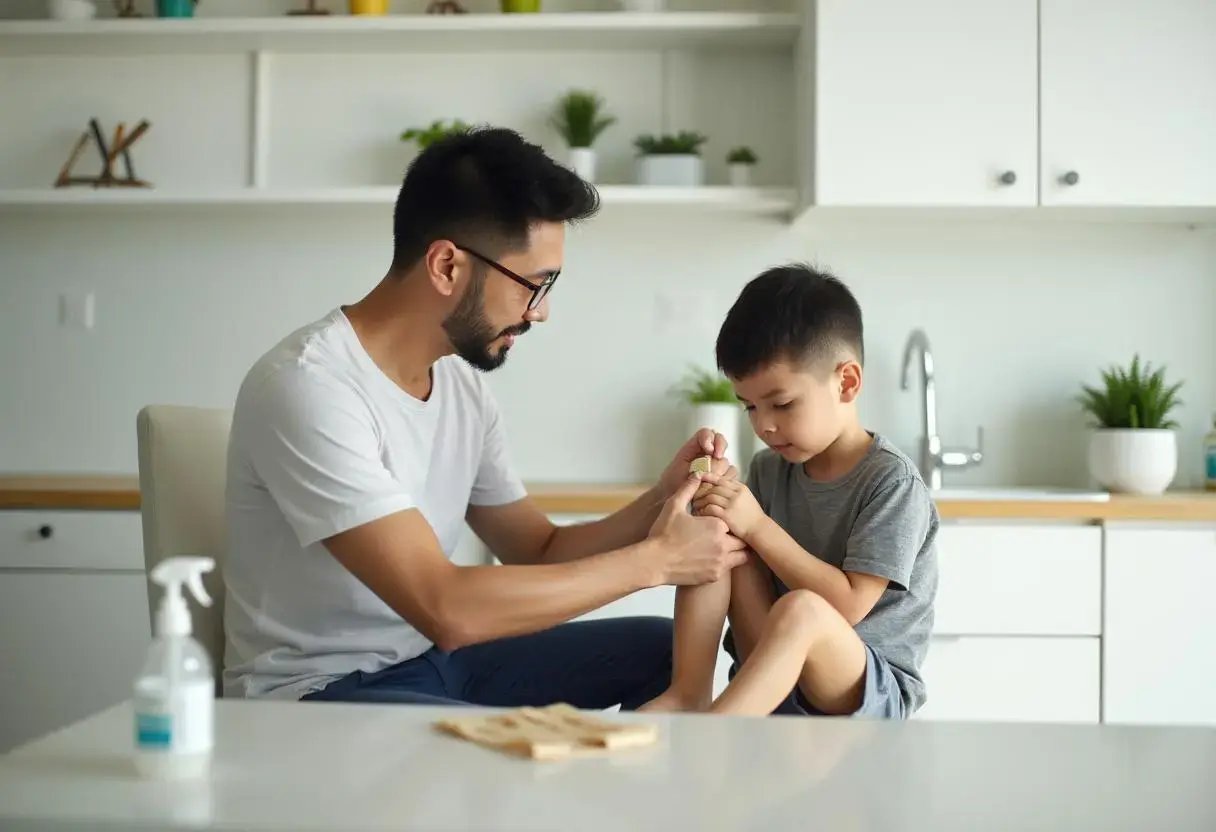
{"left": 900, "top": 328, "right": 983, "bottom": 490}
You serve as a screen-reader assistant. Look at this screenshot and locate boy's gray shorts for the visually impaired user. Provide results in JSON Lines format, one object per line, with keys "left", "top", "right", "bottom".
{"left": 725, "top": 634, "right": 906, "bottom": 719}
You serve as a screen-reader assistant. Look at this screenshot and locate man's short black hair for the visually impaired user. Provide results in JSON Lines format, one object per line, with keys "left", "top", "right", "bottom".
{"left": 391, "top": 126, "right": 600, "bottom": 271}
{"left": 716, "top": 263, "right": 865, "bottom": 379}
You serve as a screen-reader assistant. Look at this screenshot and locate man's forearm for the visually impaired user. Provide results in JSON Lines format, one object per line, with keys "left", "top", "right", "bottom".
{"left": 437, "top": 539, "right": 661, "bottom": 649}
{"left": 538, "top": 485, "right": 666, "bottom": 563}
{"left": 747, "top": 518, "right": 857, "bottom": 619}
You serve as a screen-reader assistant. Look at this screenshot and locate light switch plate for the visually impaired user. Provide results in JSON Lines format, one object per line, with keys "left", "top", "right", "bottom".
{"left": 59, "top": 291, "right": 95, "bottom": 330}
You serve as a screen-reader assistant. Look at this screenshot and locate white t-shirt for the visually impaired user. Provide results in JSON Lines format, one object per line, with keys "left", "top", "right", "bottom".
{"left": 222, "top": 308, "right": 526, "bottom": 699}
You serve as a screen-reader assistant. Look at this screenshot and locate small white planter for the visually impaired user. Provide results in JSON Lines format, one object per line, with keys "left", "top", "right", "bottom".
{"left": 637, "top": 155, "right": 703, "bottom": 187}
{"left": 47, "top": 0, "right": 96, "bottom": 19}
{"left": 728, "top": 163, "right": 753, "bottom": 187}
{"left": 620, "top": 0, "right": 664, "bottom": 11}
{"left": 1087, "top": 429, "right": 1178, "bottom": 495}
{"left": 567, "top": 147, "right": 596, "bottom": 182}
{"left": 687, "top": 403, "right": 742, "bottom": 464}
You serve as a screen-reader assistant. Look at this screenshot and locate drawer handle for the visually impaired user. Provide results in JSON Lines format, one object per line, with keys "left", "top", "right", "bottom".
{"left": 37, "top": 524, "right": 53, "bottom": 540}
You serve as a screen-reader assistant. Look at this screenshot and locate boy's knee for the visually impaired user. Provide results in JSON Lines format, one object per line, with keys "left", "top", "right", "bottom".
{"left": 771, "top": 590, "right": 830, "bottom": 633}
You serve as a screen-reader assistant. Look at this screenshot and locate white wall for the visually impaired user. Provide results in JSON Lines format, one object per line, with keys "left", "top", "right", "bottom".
{"left": 3, "top": 208, "right": 1214, "bottom": 489}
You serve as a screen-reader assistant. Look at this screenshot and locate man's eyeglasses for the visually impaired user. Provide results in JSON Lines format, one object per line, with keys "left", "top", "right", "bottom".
{"left": 454, "top": 244, "right": 560, "bottom": 312}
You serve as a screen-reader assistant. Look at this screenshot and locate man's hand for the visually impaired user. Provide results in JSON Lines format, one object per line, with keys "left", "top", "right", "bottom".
{"left": 657, "top": 428, "right": 729, "bottom": 500}
{"left": 647, "top": 473, "right": 748, "bottom": 585}
{"left": 692, "top": 474, "right": 766, "bottom": 543}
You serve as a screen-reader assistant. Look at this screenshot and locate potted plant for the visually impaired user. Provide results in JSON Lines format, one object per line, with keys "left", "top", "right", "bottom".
{"left": 726, "top": 146, "right": 757, "bottom": 187}
{"left": 49, "top": 0, "right": 97, "bottom": 19}
{"left": 550, "top": 90, "right": 616, "bottom": 183}
{"left": 157, "top": 0, "right": 197, "bottom": 16}
{"left": 634, "top": 131, "right": 708, "bottom": 187}
{"left": 1079, "top": 355, "right": 1183, "bottom": 495}
{"left": 349, "top": 0, "right": 387, "bottom": 15}
{"left": 673, "top": 365, "right": 741, "bottom": 460}
{"left": 400, "top": 119, "right": 472, "bottom": 152}
{"left": 501, "top": 0, "right": 540, "bottom": 11}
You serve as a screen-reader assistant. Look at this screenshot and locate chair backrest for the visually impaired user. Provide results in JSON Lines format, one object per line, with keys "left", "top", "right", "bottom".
{"left": 136, "top": 405, "right": 232, "bottom": 694}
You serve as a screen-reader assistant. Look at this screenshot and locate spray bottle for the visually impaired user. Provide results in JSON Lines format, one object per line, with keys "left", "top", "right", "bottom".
{"left": 133, "top": 556, "right": 215, "bottom": 779}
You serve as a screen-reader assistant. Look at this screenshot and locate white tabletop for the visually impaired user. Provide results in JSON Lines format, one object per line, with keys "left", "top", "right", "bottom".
{"left": 1, "top": 700, "right": 1214, "bottom": 831}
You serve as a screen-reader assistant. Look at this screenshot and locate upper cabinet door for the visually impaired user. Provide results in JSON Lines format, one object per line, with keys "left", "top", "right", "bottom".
{"left": 1041, "top": 0, "right": 1216, "bottom": 206}
{"left": 812, "top": 0, "right": 1037, "bottom": 206}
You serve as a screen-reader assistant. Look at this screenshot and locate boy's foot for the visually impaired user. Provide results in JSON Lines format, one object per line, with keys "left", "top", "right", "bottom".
{"left": 638, "top": 689, "right": 711, "bottom": 713}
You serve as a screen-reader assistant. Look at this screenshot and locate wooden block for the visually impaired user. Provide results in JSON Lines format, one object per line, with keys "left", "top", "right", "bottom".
{"left": 435, "top": 703, "right": 658, "bottom": 761}
{"left": 689, "top": 455, "right": 713, "bottom": 475}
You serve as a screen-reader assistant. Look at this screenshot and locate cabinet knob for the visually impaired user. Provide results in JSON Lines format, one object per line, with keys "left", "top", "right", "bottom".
{"left": 1060, "top": 171, "right": 1080, "bottom": 186}
{"left": 998, "top": 170, "right": 1017, "bottom": 185}
{"left": 37, "top": 524, "right": 53, "bottom": 540}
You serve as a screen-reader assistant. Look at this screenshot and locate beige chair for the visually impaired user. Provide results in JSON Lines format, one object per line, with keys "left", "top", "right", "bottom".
{"left": 136, "top": 405, "right": 232, "bottom": 695}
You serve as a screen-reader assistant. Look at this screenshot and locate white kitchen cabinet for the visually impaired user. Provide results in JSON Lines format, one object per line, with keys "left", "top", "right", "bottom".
{"left": 933, "top": 524, "right": 1101, "bottom": 636}
{"left": 1103, "top": 525, "right": 1216, "bottom": 726}
{"left": 1040, "top": 0, "right": 1216, "bottom": 206}
{"left": 0, "top": 572, "right": 151, "bottom": 752}
{"left": 811, "top": 0, "right": 1037, "bottom": 206}
{"left": 0, "top": 510, "right": 150, "bottom": 752}
{"left": 917, "top": 636, "right": 1100, "bottom": 723}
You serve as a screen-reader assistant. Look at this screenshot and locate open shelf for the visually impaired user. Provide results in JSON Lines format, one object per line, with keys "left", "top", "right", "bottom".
{"left": 0, "top": 186, "right": 798, "bottom": 216}
{"left": 0, "top": 12, "right": 800, "bottom": 55}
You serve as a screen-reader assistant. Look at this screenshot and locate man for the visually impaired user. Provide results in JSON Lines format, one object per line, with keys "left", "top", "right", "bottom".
{"left": 223, "top": 127, "right": 747, "bottom": 709}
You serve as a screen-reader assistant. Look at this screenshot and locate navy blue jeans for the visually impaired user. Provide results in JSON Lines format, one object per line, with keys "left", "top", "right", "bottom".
{"left": 303, "top": 616, "right": 673, "bottom": 711}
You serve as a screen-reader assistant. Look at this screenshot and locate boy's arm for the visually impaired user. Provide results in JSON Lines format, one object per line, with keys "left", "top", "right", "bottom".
{"left": 695, "top": 474, "right": 931, "bottom": 626}
{"left": 746, "top": 520, "right": 888, "bottom": 626}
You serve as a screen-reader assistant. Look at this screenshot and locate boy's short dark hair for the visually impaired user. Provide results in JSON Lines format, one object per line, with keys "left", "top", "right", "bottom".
{"left": 716, "top": 263, "right": 864, "bottom": 379}
{"left": 391, "top": 126, "right": 600, "bottom": 271}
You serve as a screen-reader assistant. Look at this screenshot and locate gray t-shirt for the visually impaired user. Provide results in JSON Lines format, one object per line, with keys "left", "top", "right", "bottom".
{"left": 745, "top": 433, "right": 939, "bottom": 713}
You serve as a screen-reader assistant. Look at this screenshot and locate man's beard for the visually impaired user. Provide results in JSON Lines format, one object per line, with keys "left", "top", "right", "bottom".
{"left": 442, "top": 274, "right": 530, "bottom": 372}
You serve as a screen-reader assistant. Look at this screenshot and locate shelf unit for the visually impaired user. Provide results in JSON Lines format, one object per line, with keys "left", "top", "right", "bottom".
{"left": 0, "top": 186, "right": 798, "bottom": 215}
{"left": 0, "top": 12, "right": 800, "bottom": 55}
{"left": 0, "top": 10, "right": 802, "bottom": 219}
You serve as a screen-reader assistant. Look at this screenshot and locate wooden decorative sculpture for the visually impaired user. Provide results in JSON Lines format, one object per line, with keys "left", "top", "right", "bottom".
{"left": 55, "top": 118, "right": 152, "bottom": 189}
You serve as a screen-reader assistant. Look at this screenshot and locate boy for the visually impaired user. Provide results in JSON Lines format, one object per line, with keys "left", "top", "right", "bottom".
{"left": 643, "top": 264, "right": 938, "bottom": 718}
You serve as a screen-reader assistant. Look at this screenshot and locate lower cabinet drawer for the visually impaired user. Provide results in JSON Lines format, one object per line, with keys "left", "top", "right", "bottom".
{"left": 915, "top": 635, "right": 1100, "bottom": 723}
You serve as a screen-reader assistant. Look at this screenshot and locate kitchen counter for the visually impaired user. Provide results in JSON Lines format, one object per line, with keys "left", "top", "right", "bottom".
{"left": 3, "top": 474, "right": 1216, "bottom": 521}
{"left": 1, "top": 700, "right": 1213, "bottom": 832}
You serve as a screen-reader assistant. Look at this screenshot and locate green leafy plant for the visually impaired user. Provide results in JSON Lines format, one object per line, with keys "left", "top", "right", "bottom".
{"left": 1078, "top": 354, "right": 1183, "bottom": 430}
{"left": 550, "top": 90, "right": 616, "bottom": 149}
{"left": 633, "top": 131, "right": 708, "bottom": 157}
{"left": 400, "top": 119, "right": 471, "bottom": 150}
{"left": 672, "top": 365, "right": 738, "bottom": 405}
{"left": 727, "top": 146, "right": 757, "bottom": 165}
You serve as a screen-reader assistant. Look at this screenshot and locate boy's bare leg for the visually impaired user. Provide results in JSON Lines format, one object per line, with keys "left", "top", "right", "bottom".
{"left": 640, "top": 575, "right": 731, "bottom": 712}
{"left": 723, "top": 551, "right": 776, "bottom": 665}
{"left": 709, "top": 589, "right": 867, "bottom": 717}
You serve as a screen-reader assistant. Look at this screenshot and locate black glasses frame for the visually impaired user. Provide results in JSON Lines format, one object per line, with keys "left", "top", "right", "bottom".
{"left": 454, "top": 244, "right": 560, "bottom": 312}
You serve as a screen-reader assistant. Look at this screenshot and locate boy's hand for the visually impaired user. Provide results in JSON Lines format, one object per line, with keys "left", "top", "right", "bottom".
{"left": 692, "top": 475, "right": 766, "bottom": 542}
{"left": 657, "top": 428, "right": 730, "bottom": 500}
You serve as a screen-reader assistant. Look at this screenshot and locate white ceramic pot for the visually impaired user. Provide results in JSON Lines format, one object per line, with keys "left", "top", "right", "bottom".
{"left": 1087, "top": 429, "right": 1178, "bottom": 495}
{"left": 637, "top": 155, "right": 703, "bottom": 187}
{"left": 687, "top": 403, "right": 742, "bottom": 463}
{"left": 568, "top": 147, "right": 596, "bottom": 182}
{"left": 47, "top": 0, "right": 96, "bottom": 19}
{"left": 620, "top": 0, "right": 664, "bottom": 11}
{"left": 728, "top": 163, "right": 753, "bottom": 187}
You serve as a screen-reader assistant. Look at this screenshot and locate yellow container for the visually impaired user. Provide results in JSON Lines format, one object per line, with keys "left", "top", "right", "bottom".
{"left": 349, "top": 0, "right": 388, "bottom": 14}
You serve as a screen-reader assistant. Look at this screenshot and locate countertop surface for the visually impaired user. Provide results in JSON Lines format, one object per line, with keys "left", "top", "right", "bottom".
{"left": 1, "top": 700, "right": 1213, "bottom": 832}
{"left": 3, "top": 473, "right": 1216, "bottom": 521}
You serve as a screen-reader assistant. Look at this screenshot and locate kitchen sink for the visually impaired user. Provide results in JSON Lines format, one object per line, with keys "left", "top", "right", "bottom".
{"left": 930, "top": 486, "right": 1111, "bottom": 502}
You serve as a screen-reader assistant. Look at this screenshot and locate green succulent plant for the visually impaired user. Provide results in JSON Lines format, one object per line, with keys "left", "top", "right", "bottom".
{"left": 633, "top": 131, "right": 708, "bottom": 156}
{"left": 400, "top": 119, "right": 472, "bottom": 150}
{"left": 727, "top": 146, "right": 758, "bottom": 165}
{"left": 1078, "top": 354, "right": 1183, "bottom": 430}
{"left": 672, "top": 365, "right": 737, "bottom": 405}
{"left": 550, "top": 90, "right": 616, "bottom": 148}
